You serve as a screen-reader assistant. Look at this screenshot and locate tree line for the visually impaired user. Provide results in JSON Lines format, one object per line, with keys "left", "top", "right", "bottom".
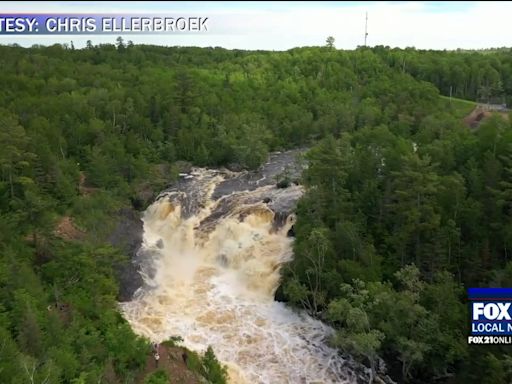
{"left": 371, "top": 46, "right": 512, "bottom": 105}
{"left": 0, "top": 40, "right": 511, "bottom": 383}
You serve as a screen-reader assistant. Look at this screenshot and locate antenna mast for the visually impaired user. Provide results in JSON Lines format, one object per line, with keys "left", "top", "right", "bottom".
{"left": 364, "top": 12, "right": 368, "bottom": 46}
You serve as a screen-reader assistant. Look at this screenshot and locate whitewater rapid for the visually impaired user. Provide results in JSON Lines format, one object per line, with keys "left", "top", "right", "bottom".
{"left": 120, "top": 160, "right": 359, "bottom": 384}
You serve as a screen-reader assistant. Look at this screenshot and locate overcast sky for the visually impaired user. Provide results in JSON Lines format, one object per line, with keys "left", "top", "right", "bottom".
{"left": 0, "top": 1, "right": 511, "bottom": 50}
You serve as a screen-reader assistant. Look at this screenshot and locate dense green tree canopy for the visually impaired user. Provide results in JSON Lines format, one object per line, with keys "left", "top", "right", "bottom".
{"left": 1, "top": 41, "right": 512, "bottom": 383}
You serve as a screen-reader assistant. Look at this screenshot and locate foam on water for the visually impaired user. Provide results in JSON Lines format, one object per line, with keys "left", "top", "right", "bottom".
{"left": 120, "top": 169, "right": 356, "bottom": 384}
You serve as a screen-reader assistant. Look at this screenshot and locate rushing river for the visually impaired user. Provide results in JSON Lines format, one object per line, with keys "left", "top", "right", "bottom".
{"left": 120, "top": 151, "right": 361, "bottom": 384}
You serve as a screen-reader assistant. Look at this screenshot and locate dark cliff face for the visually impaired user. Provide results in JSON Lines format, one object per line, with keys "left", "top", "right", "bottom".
{"left": 109, "top": 208, "right": 144, "bottom": 302}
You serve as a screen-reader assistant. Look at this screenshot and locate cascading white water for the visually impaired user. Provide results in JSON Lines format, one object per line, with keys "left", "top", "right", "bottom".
{"left": 120, "top": 167, "right": 357, "bottom": 384}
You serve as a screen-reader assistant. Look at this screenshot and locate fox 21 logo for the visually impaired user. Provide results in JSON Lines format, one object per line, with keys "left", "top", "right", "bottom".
{"left": 468, "top": 288, "right": 512, "bottom": 345}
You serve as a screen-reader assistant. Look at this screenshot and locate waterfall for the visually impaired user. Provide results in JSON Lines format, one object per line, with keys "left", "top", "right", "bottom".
{"left": 120, "top": 153, "right": 359, "bottom": 384}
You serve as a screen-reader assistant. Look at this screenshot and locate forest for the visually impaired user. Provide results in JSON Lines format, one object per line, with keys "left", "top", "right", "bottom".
{"left": 1, "top": 38, "right": 512, "bottom": 383}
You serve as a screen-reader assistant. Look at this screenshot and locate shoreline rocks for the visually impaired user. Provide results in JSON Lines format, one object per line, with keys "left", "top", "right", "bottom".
{"left": 109, "top": 207, "right": 144, "bottom": 302}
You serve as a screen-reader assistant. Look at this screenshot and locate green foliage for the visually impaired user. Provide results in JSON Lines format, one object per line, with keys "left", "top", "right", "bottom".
{"left": 1, "top": 41, "right": 511, "bottom": 384}
{"left": 184, "top": 349, "right": 203, "bottom": 373}
{"left": 144, "top": 370, "right": 169, "bottom": 384}
{"left": 161, "top": 335, "right": 184, "bottom": 347}
{"left": 372, "top": 46, "right": 510, "bottom": 104}
{"left": 439, "top": 95, "right": 477, "bottom": 119}
{"left": 276, "top": 178, "right": 291, "bottom": 189}
{"left": 281, "top": 48, "right": 512, "bottom": 382}
{"left": 326, "top": 36, "right": 335, "bottom": 49}
{"left": 201, "top": 346, "right": 228, "bottom": 384}
{"left": 180, "top": 346, "right": 228, "bottom": 384}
